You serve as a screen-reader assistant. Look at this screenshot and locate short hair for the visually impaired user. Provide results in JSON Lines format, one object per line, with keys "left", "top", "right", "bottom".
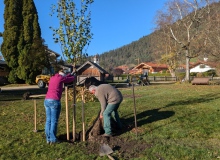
{"left": 84, "top": 76, "right": 105, "bottom": 89}
{"left": 89, "top": 85, "right": 97, "bottom": 92}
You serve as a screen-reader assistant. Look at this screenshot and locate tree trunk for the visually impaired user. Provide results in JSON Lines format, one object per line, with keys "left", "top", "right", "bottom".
{"left": 185, "top": 50, "right": 190, "bottom": 82}
{"left": 169, "top": 69, "right": 176, "bottom": 77}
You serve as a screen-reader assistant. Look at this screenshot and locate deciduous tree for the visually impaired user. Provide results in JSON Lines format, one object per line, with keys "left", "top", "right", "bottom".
{"left": 204, "top": 2, "right": 220, "bottom": 59}
{"left": 154, "top": 0, "right": 217, "bottom": 81}
{"left": 153, "top": 26, "right": 180, "bottom": 77}
{"left": 50, "top": 0, "right": 93, "bottom": 66}
{"left": 50, "top": 0, "right": 93, "bottom": 141}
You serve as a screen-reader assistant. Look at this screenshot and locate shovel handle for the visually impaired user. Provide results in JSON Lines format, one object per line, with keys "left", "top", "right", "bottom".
{"left": 107, "top": 154, "right": 115, "bottom": 160}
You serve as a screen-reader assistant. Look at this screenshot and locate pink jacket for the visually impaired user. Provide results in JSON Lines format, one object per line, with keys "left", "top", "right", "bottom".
{"left": 45, "top": 73, "right": 75, "bottom": 100}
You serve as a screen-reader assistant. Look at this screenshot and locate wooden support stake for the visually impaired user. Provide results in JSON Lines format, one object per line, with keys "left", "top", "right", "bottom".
{"left": 132, "top": 83, "right": 138, "bottom": 137}
{"left": 30, "top": 94, "right": 46, "bottom": 133}
{"left": 65, "top": 87, "right": 69, "bottom": 141}
{"left": 81, "top": 88, "right": 85, "bottom": 141}
{"left": 33, "top": 100, "right": 37, "bottom": 132}
{"left": 72, "top": 69, "right": 76, "bottom": 142}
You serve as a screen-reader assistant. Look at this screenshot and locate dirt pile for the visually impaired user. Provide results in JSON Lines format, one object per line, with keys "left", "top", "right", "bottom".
{"left": 58, "top": 111, "right": 151, "bottom": 159}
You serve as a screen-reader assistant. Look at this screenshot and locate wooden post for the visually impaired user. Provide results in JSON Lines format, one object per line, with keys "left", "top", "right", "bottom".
{"left": 72, "top": 64, "right": 76, "bottom": 142}
{"left": 29, "top": 95, "right": 46, "bottom": 133}
{"left": 132, "top": 83, "right": 138, "bottom": 137}
{"left": 33, "top": 100, "right": 37, "bottom": 132}
{"left": 65, "top": 87, "right": 69, "bottom": 141}
{"left": 81, "top": 87, "right": 85, "bottom": 141}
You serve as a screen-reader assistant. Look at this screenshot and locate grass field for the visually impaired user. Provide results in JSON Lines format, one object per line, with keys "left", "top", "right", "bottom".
{"left": 0, "top": 84, "right": 220, "bottom": 160}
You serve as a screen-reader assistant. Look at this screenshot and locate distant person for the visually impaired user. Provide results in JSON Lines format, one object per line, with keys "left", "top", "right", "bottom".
{"left": 44, "top": 69, "right": 76, "bottom": 144}
{"left": 88, "top": 84, "right": 123, "bottom": 137}
{"left": 143, "top": 71, "right": 148, "bottom": 77}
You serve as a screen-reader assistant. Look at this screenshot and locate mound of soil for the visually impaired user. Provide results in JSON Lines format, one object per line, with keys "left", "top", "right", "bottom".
{"left": 59, "top": 111, "right": 151, "bottom": 159}
{"left": 83, "top": 135, "right": 151, "bottom": 159}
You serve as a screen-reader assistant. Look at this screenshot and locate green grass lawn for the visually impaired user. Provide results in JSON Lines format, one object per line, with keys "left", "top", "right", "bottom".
{"left": 0, "top": 84, "right": 220, "bottom": 160}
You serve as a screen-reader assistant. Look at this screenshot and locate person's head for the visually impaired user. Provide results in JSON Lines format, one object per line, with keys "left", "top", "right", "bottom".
{"left": 84, "top": 76, "right": 105, "bottom": 89}
{"left": 88, "top": 85, "right": 97, "bottom": 94}
{"left": 58, "top": 69, "right": 66, "bottom": 77}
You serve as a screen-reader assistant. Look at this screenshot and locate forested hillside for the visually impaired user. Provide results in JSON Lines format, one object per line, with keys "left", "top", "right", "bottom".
{"left": 89, "top": 1, "right": 220, "bottom": 74}
{"left": 95, "top": 32, "right": 160, "bottom": 72}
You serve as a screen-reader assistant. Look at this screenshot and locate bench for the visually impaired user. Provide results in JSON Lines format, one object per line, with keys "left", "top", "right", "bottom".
{"left": 191, "top": 77, "right": 210, "bottom": 85}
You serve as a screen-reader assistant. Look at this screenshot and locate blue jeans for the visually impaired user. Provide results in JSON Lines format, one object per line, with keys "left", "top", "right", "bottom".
{"left": 103, "top": 103, "right": 122, "bottom": 135}
{"left": 44, "top": 99, "right": 61, "bottom": 143}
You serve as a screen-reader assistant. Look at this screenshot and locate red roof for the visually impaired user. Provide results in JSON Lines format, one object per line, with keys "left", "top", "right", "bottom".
{"left": 133, "top": 62, "right": 168, "bottom": 70}
{"left": 143, "top": 62, "right": 168, "bottom": 68}
{"left": 190, "top": 61, "right": 218, "bottom": 68}
{"left": 115, "top": 65, "right": 129, "bottom": 71}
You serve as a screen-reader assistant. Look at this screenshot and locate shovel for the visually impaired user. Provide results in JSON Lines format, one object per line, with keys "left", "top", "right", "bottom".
{"left": 99, "top": 143, "right": 115, "bottom": 160}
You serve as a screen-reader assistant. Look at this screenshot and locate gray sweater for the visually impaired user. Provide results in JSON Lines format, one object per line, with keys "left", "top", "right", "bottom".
{"left": 95, "top": 84, "right": 123, "bottom": 115}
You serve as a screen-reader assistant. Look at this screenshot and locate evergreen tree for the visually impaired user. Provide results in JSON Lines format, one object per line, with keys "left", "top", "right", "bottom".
{"left": 1, "top": 0, "right": 47, "bottom": 84}
{"left": 1, "top": 0, "right": 22, "bottom": 83}
{"left": 17, "top": 0, "right": 47, "bottom": 84}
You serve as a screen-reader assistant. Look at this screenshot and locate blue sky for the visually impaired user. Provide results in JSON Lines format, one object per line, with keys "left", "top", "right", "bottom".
{"left": 0, "top": 0, "right": 167, "bottom": 58}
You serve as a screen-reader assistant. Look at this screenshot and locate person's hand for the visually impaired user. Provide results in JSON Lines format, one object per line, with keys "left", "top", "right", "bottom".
{"left": 71, "top": 71, "right": 76, "bottom": 76}
{"left": 99, "top": 114, "right": 103, "bottom": 119}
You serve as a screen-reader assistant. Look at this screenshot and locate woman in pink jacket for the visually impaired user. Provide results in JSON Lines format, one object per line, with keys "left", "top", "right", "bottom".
{"left": 44, "top": 69, "right": 75, "bottom": 144}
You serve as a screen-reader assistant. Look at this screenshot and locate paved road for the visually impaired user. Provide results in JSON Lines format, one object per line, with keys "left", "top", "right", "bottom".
{"left": 1, "top": 85, "right": 42, "bottom": 91}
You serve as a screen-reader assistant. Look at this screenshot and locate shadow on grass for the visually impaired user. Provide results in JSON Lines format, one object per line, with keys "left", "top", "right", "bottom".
{"left": 122, "top": 108, "right": 175, "bottom": 126}
{"left": 118, "top": 93, "right": 220, "bottom": 136}
{"left": 116, "top": 109, "right": 175, "bottom": 136}
{"left": 163, "top": 93, "right": 220, "bottom": 108}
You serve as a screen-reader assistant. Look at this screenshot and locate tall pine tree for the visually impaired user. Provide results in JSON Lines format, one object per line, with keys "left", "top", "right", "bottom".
{"left": 1, "top": 0, "right": 48, "bottom": 84}
{"left": 1, "top": 0, "right": 22, "bottom": 83}
{"left": 17, "top": 0, "right": 47, "bottom": 84}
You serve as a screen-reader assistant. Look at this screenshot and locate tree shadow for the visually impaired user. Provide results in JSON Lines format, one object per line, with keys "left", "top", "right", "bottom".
{"left": 117, "top": 108, "right": 175, "bottom": 136}
{"left": 163, "top": 93, "right": 220, "bottom": 109}
{"left": 117, "top": 92, "right": 220, "bottom": 136}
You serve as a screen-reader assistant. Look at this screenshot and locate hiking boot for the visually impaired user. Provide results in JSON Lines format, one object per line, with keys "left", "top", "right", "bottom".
{"left": 102, "top": 133, "right": 113, "bottom": 137}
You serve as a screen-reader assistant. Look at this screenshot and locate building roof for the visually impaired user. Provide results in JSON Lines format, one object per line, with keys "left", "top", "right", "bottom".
{"left": 190, "top": 65, "right": 215, "bottom": 73}
{"left": 115, "top": 65, "right": 129, "bottom": 71}
{"left": 190, "top": 60, "right": 218, "bottom": 68}
{"left": 46, "top": 48, "right": 60, "bottom": 58}
{"left": 144, "top": 62, "right": 168, "bottom": 68}
{"left": 190, "top": 61, "right": 216, "bottom": 73}
{"left": 76, "top": 61, "right": 108, "bottom": 74}
{"left": 132, "top": 62, "right": 168, "bottom": 70}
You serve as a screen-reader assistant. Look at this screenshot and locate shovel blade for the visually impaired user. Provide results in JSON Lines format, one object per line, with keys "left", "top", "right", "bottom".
{"left": 99, "top": 143, "right": 113, "bottom": 156}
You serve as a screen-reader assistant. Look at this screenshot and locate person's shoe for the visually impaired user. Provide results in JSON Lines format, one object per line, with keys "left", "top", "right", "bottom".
{"left": 102, "top": 133, "right": 112, "bottom": 137}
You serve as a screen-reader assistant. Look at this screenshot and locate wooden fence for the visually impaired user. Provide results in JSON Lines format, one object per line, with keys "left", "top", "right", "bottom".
{"left": 112, "top": 76, "right": 218, "bottom": 82}
{"left": 113, "top": 76, "right": 178, "bottom": 82}
{"left": 148, "top": 76, "right": 177, "bottom": 81}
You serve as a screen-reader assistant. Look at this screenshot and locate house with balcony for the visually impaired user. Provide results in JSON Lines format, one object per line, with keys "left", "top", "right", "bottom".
{"left": 129, "top": 62, "right": 169, "bottom": 75}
